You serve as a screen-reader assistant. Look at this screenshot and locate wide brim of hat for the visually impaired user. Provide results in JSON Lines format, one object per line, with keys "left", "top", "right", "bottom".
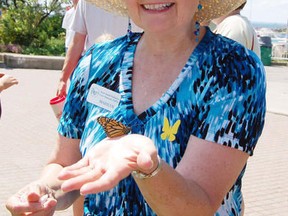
{"left": 86, "top": 0, "right": 246, "bottom": 23}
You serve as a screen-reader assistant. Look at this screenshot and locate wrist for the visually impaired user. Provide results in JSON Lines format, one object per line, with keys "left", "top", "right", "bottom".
{"left": 132, "top": 155, "right": 162, "bottom": 179}
{"left": 0, "top": 83, "right": 4, "bottom": 91}
{"left": 59, "top": 71, "right": 70, "bottom": 83}
{"left": 59, "top": 77, "right": 68, "bottom": 83}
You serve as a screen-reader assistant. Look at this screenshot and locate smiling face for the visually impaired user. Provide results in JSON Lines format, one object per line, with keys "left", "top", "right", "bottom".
{"left": 124, "top": 0, "right": 199, "bottom": 33}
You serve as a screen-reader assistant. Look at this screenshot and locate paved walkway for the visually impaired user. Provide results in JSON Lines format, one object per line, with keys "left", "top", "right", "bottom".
{"left": 0, "top": 65, "right": 287, "bottom": 215}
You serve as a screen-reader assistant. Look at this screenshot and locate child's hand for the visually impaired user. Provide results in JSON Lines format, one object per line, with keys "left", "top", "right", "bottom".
{"left": 0, "top": 74, "right": 19, "bottom": 91}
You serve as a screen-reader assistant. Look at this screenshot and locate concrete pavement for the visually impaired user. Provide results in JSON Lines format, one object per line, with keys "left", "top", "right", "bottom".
{"left": 0, "top": 65, "right": 287, "bottom": 215}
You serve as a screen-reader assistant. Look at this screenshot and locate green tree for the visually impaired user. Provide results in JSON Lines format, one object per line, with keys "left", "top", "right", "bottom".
{"left": 0, "top": 0, "right": 68, "bottom": 55}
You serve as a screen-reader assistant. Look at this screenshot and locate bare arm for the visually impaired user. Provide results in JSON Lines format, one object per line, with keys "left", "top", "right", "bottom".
{"left": 40, "top": 134, "right": 83, "bottom": 210}
{"left": 58, "top": 134, "right": 248, "bottom": 215}
{"left": 57, "top": 32, "right": 86, "bottom": 96}
{"left": 6, "top": 134, "right": 82, "bottom": 214}
{"left": 135, "top": 135, "right": 249, "bottom": 216}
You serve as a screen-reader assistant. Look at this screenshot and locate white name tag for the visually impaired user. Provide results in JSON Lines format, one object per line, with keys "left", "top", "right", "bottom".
{"left": 87, "top": 84, "right": 121, "bottom": 111}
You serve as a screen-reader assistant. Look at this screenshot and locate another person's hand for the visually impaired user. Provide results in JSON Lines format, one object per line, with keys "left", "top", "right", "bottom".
{"left": 6, "top": 182, "right": 57, "bottom": 216}
{"left": 0, "top": 74, "right": 18, "bottom": 92}
{"left": 59, "top": 134, "right": 158, "bottom": 195}
{"left": 56, "top": 80, "right": 67, "bottom": 97}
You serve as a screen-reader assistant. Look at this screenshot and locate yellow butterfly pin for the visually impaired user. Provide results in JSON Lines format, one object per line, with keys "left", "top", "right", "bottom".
{"left": 160, "top": 117, "right": 181, "bottom": 142}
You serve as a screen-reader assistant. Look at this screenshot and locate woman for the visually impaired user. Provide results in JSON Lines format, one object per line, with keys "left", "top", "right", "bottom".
{"left": 6, "top": 0, "right": 266, "bottom": 215}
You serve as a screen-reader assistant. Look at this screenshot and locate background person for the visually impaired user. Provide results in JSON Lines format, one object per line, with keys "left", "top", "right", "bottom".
{"left": 212, "top": 1, "right": 260, "bottom": 57}
{"left": 62, "top": 0, "right": 79, "bottom": 53}
{"left": 6, "top": 0, "right": 266, "bottom": 215}
{"left": 0, "top": 73, "right": 18, "bottom": 119}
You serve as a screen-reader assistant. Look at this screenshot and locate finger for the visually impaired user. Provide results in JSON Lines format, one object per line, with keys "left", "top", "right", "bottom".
{"left": 26, "top": 183, "right": 48, "bottom": 202}
{"left": 61, "top": 165, "right": 105, "bottom": 192}
{"left": 42, "top": 197, "right": 57, "bottom": 210}
{"left": 27, "top": 193, "right": 40, "bottom": 203}
{"left": 58, "top": 159, "right": 89, "bottom": 179}
{"left": 80, "top": 169, "right": 129, "bottom": 195}
{"left": 26, "top": 190, "right": 41, "bottom": 203}
{"left": 29, "top": 197, "right": 57, "bottom": 216}
{"left": 6, "top": 195, "right": 45, "bottom": 214}
{"left": 6, "top": 183, "right": 46, "bottom": 214}
{"left": 63, "top": 158, "right": 89, "bottom": 172}
{"left": 137, "top": 151, "right": 154, "bottom": 171}
{"left": 20, "top": 183, "right": 55, "bottom": 210}
{"left": 22, "top": 198, "right": 57, "bottom": 216}
{"left": 59, "top": 164, "right": 97, "bottom": 180}
{"left": 30, "top": 208, "right": 55, "bottom": 216}
{"left": 14, "top": 185, "right": 41, "bottom": 204}
{"left": 57, "top": 90, "right": 64, "bottom": 97}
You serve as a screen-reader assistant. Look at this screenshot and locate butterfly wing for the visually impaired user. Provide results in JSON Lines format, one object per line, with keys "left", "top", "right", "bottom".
{"left": 97, "top": 117, "right": 131, "bottom": 138}
{"left": 160, "top": 117, "right": 170, "bottom": 140}
{"left": 168, "top": 119, "right": 181, "bottom": 141}
{"left": 97, "top": 116, "right": 110, "bottom": 127}
{"left": 171, "top": 119, "right": 181, "bottom": 134}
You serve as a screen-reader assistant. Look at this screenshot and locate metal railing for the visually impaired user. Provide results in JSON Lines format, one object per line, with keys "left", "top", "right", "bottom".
{"left": 272, "top": 43, "right": 288, "bottom": 60}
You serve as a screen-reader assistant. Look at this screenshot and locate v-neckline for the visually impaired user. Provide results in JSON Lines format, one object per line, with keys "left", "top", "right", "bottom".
{"left": 118, "top": 30, "right": 207, "bottom": 125}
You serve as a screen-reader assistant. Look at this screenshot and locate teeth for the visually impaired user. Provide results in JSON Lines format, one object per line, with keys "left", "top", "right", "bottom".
{"left": 143, "top": 3, "right": 173, "bottom": 11}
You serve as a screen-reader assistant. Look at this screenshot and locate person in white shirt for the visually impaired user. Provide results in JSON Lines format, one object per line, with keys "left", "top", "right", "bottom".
{"left": 56, "top": 0, "right": 141, "bottom": 97}
{"left": 212, "top": 1, "right": 260, "bottom": 58}
{"left": 62, "top": 0, "right": 78, "bottom": 53}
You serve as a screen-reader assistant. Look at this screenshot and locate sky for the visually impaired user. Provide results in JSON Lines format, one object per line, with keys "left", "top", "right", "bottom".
{"left": 241, "top": 0, "right": 288, "bottom": 24}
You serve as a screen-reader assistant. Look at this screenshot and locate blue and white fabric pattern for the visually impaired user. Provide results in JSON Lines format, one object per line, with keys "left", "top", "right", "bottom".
{"left": 58, "top": 28, "right": 266, "bottom": 216}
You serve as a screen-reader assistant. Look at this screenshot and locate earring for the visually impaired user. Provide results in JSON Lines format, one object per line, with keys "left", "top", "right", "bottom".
{"left": 127, "top": 17, "right": 132, "bottom": 42}
{"left": 194, "top": 21, "right": 200, "bottom": 42}
{"left": 194, "top": 3, "right": 202, "bottom": 42}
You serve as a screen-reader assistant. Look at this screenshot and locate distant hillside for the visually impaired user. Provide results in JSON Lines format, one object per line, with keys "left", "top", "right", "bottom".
{"left": 252, "top": 22, "right": 287, "bottom": 30}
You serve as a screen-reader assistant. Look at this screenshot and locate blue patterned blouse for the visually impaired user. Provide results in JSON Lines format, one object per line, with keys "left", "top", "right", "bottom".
{"left": 58, "top": 28, "right": 266, "bottom": 216}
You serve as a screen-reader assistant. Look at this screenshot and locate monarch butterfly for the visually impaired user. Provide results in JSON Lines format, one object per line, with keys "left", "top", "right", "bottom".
{"left": 97, "top": 116, "right": 131, "bottom": 138}
{"left": 160, "top": 117, "right": 181, "bottom": 142}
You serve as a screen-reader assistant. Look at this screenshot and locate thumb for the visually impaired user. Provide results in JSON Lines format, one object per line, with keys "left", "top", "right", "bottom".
{"left": 27, "top": 184, "right": 42, "bottom": 202}
{"left": 27, "top": 183, "right": 49, "bottom": 202}
{"left": 27, "top": 193, "right": 40, "bottom": 202}
{"left": 136, "top": 151, "right": 154, "bottom": 172}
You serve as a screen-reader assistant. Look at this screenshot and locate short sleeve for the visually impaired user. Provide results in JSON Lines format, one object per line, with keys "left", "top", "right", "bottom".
{"left": 192, "top": 47, "right": 266, "bottom": 156}
{"left": 71, "top": 0, "right": 87, "bottom": 35}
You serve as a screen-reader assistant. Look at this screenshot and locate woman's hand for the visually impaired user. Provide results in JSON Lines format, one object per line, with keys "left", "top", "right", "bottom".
{"left": 58, "top": 134, "right": 158, "bottom": 195}
{"left": 56, "top": 80, "right": 67, "bottom": 97}
{"left": 6, "top": 182, "right": 57, "bottom": 216}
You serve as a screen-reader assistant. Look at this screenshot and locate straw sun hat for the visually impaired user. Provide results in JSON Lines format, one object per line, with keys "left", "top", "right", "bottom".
{"left": 85, "top": 0, "right": 246, "bottom": 23}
